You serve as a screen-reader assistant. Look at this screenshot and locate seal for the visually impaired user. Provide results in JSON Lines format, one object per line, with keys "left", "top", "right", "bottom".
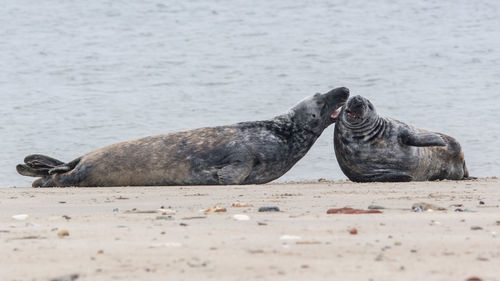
{"left": 334, "top": 95, "right": 470, "bottom": 182}
{"left": 17, "top": 87, "right": 349, "bottom": 187}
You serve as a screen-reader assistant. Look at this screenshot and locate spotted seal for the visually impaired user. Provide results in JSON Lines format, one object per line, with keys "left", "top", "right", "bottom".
{"left": 334, "top": 95, "right": 470, "bottom": 182}
{"left": 17, "top": 87, "right": 349, "bottom": 187}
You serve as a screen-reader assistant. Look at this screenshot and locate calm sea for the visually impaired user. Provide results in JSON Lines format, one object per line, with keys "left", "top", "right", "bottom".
{"left": 1, "top": 0, "right": 499, "bottom": 187}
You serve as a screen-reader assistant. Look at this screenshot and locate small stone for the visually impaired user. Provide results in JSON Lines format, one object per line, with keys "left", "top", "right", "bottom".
{"left": 470, "top": 226, "right": 483, "bottom": 230}
{"left": 233, "top": 214, "right": 250, "bottom": 221}
{"left": 479, "top": 201, "right": 485, "bottom": 205}
{"left": 12, "top": 214, "right": 28, "bottom": 221}
{"left": 374, "top": 254, "right": 383, "bottom": 261}
{"left": 258, "top": 206, "right": 280, "bottom": 212}
{"left": 49, "top": 273, "right": 79, "bottom": 281}
{"left": 97, "top": 250, "right": 104, "bottom": 254}
{"left": 58, "top": 230, "right": 69, "bottom": 237}
{"left": 112, "top": 208, "right": 119, "bottom": 212}
{"left": 179, "top": 223, "right": 188, "bottom": 227}
{"left": 58, "top": 201, "right": 66, "bottom": 204}
{"left": 156, "top": 216, "right": 173, "bottom": 220}
{"left": 349, "top": 228, "right": 358, "bottom": 235}
{"left": 410, "top": 249, "right": 417, "bottom": 253}
{"left": 62, "top": 215, "right": 71, "bottom": 220}
{"left": 466, "top": 277, "right": 482, "bottom": 281}
{"left": 280, "top": 235, "right": 301, "bottom": 241}
{"left": 327, "top": 207, "right": 382, "bottom": 214}
{"left": 202, "top": 206, "right": 227, "bottom": 213}
{"left": 412, "top": 202, "right": 446, "bottom": 211}
{"left": 257, "top": 222, "right": 267, "bottom": 226}
{"left": 367, "top": 205, "right": 385, "bottom": 210}
{"left": 232, "top": 202, "right": 252, "bottom": 207}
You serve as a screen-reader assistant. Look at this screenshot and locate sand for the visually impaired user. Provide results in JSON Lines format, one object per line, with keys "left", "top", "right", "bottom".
{"left": 1, "top": 179, "right": 499, "bottom": 281}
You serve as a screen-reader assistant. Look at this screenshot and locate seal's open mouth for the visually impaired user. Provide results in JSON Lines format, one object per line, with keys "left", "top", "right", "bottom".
{"left": 331, "top": 109, "right": 340, "bottom": 119}
{"left": 346, "top": 109, "right": 362, "bottom": 120}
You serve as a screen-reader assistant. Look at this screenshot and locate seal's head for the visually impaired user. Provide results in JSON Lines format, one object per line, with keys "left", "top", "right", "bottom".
{"left": 290, "top": 87, "right": 349, "bottom": 135}
{"left": 341, "top": 95, "right": 377, "bottom": 125}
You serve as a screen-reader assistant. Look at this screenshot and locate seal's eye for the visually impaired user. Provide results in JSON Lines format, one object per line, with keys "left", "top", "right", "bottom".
{"left": 312, "top": 114, "right": 317, "bottom": 118}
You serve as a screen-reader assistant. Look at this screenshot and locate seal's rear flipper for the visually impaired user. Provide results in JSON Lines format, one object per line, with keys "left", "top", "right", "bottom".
{"left": 399, "top": 131, "right": 446, "bottom": 147}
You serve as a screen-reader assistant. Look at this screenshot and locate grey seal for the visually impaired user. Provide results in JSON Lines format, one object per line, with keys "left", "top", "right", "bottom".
{"left": 17, "top": 87, "right": 349, "bottom": 187}
{"left": 334, "top": 95, "right": 470, "bottom": 182}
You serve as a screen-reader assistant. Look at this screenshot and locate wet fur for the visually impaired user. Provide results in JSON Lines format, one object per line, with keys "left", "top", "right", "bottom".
{"left": 334, "top": 96, "right": 469, "bottom": 182}
{"left": 18, "top": 87, "right": 349, "bottom": 187}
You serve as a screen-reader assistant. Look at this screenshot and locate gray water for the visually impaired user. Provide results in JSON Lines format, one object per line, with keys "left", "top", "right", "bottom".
{"left": 1, "top": 0, "right": 499, "bottom": 187}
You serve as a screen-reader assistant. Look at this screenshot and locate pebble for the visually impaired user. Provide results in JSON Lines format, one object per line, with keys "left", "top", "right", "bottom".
{"left": 12, "top": 214, "right": 28, "bottom": 221}
{"left": 155, "top": 216, "right": 173, "bottom": 220}
{"left": 49, "top": 273, "right": 79, "bottom": 281}
{"left": 258, "top": 206, "right": 280, "bottom": 212}
{"left": 349, "top": 228, "right": 358, "bottom": 235}
{"left": 367, "top": 205, "right": 385, "bottom": 210}
{"left": 232, "top": 202, "right": 252, "bottom": 207}
{"left": 233, "top": 214, "right": 250, "bottom": 221}
{"left": 479, "top": 200, "right": 485, "bottom": 205}
{"left": 466, "top": 277, "right": 482, "bottom": 281}
{"left": 470, "top": 226, "right": 483, "bottom": 230}
{"left": 157, "top": 209, "right": 176, "bottom": 215}
{"left": 280, "top": 235, "right": 301, "bottom": 240}
{"left": 113, "top": 208, "right": 119, "bottom": 212}
{"left": 202, "top": 206, "right": 227, "bottom": 213}
{"left": 412, "top": 202, "right": 446, "bottom": 211}
{"left": 327, "top": 207, "right": 382, "bottom": 214}
{"left": 58, "top": 230, "right": 69, "bottom": 237}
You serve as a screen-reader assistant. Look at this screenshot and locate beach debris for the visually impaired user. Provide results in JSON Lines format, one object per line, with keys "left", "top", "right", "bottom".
{"left": 179, "top": 223, "right": 188, "bottom": 226}
{"left": 455, "top": 208, "right": 475, "bottom": 212}
{"left": 496, "top": 221, "right": 500, "bottom": 226}
{"left": 97, "top": 250, "right": 104, "bottom": 254}
{"left": 233, "top": 214, "right": 250, "bottom": 221}
{"left": 156, "top": 216, "right": 173, "bottom": 220}
{"left": 466, "top": 277, "right": 482, "bottom": 281}
{"left": 367, "top": 205, "right": 385, "bottom": 210}
{"left": 125, "top": 208, "right": 158, "bottom": 214}
{"left": 470, "top": 226, "right": 483, "bottom": 230}
{"left": 58, "top": 230, "right": 69, "bottom": 237}
{"left": 257, "top": 222, "right": 267, "bottom": 226}
{"left": 58, "top": 201, "right": 66, "bottom": 204}
{"left": 113, "top": 208, "right": 119, "bottom": 212}
{"left": 50, "top": 273, "right": 79, "bottom": 281}
{"left": 327, "top": 207, "right": 382, "bottom": 214}
{"left": 12, "top": 214, "right": 28, "bottom": 221}
{"left": 62, "top": 215, "right": 71, "bottom": 220}
{"left": 479, "top": 200, "right": 485, "bottom": 205}
{"left": 349, "top": 228, "right": 358, "bottom": 235}
{"left": 158, "top": 208, "right": 176, "bottom": 215}
{"left": 412, "top": 202, "right": 446, "bottom": 212}
{"left": 374, "top": 254, "right": 384, "bottom": 261}
{"left": 7, "top": 235, "right": 46, "bottom": 241}
{"left": 232, "top": 202, "right": 252, "bottom": 207}
{"left": 258, "top": 206, "right": 280, "bottom": 212}
{"left": 280, "top": 235, "right": 301, "bottom": 241}
{"left": 201, "top": 206, "right": 227, "bottom": 213}
{"left": 181, "top": 216, "right": 207, "bottom": 220}
{"left": 116, "top": 196, "right": 129, "bottom": 200}
{"left": 296, "top": 241, "right": 321, "bottom": 245}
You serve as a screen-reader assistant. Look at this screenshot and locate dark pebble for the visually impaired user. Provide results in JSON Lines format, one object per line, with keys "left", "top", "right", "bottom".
{"left": 479, "top": 201, "right": 485, "bottom": 205}
{"left": 470, "top": 226, "right": 483, "bottom": 230}
{"left": 258, "top": 206, "right": 280, "bottom": 212}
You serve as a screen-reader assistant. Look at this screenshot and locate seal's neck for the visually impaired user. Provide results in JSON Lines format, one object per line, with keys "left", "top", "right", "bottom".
{"left": 343, "top": 115, "right": 386, "bottom": 141}
{"left": 273, "top": 113, "right": 323, "bottom": 159}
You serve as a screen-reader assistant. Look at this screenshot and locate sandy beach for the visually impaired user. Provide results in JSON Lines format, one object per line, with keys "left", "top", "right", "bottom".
{"left": 1, "top": 179, "right": 499, "bottom": 281}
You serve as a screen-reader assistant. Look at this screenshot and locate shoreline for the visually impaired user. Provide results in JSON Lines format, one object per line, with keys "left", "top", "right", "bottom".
{"left": 1, "top": 179, "right": 499, "bottom": 281}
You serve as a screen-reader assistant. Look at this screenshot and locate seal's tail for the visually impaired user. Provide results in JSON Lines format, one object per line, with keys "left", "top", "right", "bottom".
{"left": 16, "top": 154, "right": 78, "bottom": 177}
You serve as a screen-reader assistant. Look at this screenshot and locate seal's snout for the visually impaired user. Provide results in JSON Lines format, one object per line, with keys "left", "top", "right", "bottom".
{"left": 345, "top": 95, "right": 369, "bottom": 121}
{"left": 324, "top": 87, "right": 350, "bottom": 120}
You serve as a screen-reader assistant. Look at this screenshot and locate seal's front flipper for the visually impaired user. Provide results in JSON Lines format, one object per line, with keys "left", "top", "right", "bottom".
{"left": 357, "top": 173, "right": 413, "bottom": 182}
{"left": 217, "top": 161, "right": 253, "bottom": 185}
{"left": 399, "top": 131, "right": 446, "bottom": 147}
